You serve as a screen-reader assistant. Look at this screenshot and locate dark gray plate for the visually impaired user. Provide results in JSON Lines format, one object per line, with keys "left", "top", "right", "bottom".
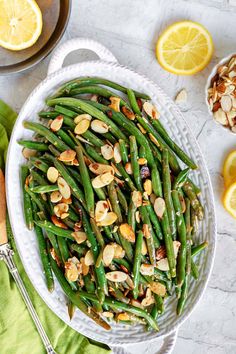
{"left": 0, "top": 0, "right": 71, "bottom": 75}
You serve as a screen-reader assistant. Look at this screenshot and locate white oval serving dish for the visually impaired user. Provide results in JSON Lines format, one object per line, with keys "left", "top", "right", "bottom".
{"left": 6, "top": 38, "right": 216, "bottom": 353}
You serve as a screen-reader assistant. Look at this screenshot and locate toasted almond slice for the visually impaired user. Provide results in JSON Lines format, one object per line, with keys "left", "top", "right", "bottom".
{"left": 109, "top": 97, "right": 121, "bottom": 112}
{"left": 89, "top": 163, "right": 114, "bottom": 175}
{"left": 113, "top": 143, "right": 122, "bottom": 163}
{"left": 84, "top": 250, "right": 94, "bottom": 266}
{"left": 220, "top": 95, "right": 232, "bottom": 112}
{"left": 143, "top": 102, "right": 160, "bottom": 119}
{"left": 72, "top": 158, "right": 79, "bottom": 166}
{"left": 61, "top": 197, "right": 72, "bottom": 204}
{"left": 143, "top": 179, "right": 152, "bottom": 195}
{"left": 101, "top": 144, "right": 114, "bottom": 160}
{"left": 74, "top": 114, "right": 92, "bottom": 124}
{"left": 141, "top": 296, "right": 155, "bottom": 307}
{"left": 154, "top": 197, "right": 166, "bottom": 218}
{"left": 141, "top": 239, "right": 148, "bottom": 255}
{"left": 173, "top": 240, "right": 181, "bottom": 258}
{"left": 72, "top": 231, "right": 87, "bottom": 244}
{"left": 80, "top": 257, "right": 89, "bottom": 276}
{"left": 116, "top": 313, "right": 130, "bottom": 321}
{"left": 103, "top": 244, "right": 115, "bottom": 266}
{"left": 150, "top": 193, "right": 156, "bottom": 205}
{"left": 119, "top": 223, "right": 135, "bottom": 243}
{"left": 103, "top": 311, "right": 114, "bottom": 318}
{"left": 149, "top": 133, "right": 160, "bottom": 147}
{"left": 54, "top": 202, "right": 69, "bottom": 217}
{"left": 100, "top": 172, "right": 115, "bottom": 185}
{"left": 105, "top": 271, "right": 128, "bottom": 282}
{"left": 138, "top": 157, "right": 147, "bottom": 165}
{"left": 97, "top": 212, "right": 117, "bottom": 226}
{"left": 111, "top": 162, "right": 121, "bottom": 176}
{"left": 57, "top": 177, "right": 71, "bottom": 199}
{"left": 41, "top": 193, "right": 47, "bottom": 201}
{"left": 131, "top": 191, "right": 142, "bottom": 208}
{"left": 175, "top": 89, "right": 187, "bottom": 104}
{"left": 125, "top": 162, "right": 133, "bottom": 174}
{"left": 61, "top": 212, "right": 69, "bottom": 219}
{"left": 140, "top": 264, "right": 154, "bottom": 276}
{"left": 58, "top": 149, "right": 76, "bottom": 162}
{"left": 218, "top": 65, "right": 228, "bottom": 76}
{"left": 50, "top": 190, "right": 62, "bottom": 203}
{"left": 22, "top": 148, "right": 37, "bottom": 159}
{"left": 112, "top": 243, "right": 125, "bottom": 259}
{"left": 91, "top": 175, "right": 105, "bottom": 189}
{"left": 47, "top": 167, "right": 59, "bottom": 183}
{"left": 74, "top": 119, "right": 90, "bottom": 135}
{"left": 149, "top": 282, "right": 166, "bottom": 297}
{"left": 146, "top": 288, "right": 152, "bottom": 299}
{"left": 121, "top": 106, "right": 135, "bottom": 120}
{"left": 126, "top": 275, "right": 134, "bottom": 289}
{"left": 51, "top": 215, "right": 68, "bottom": 229}
{"left": 50, "top": 115, "right": 63, "bottom": 132}
{"left": 213, "top": 108, "right": 228, "bottom": 125}
{"left": 227, "top": 111, "right": 236, "bottom": 126}
{"left": 135, "top": 210, "right": 140, "bottom": 223}
{"left": 156, "top": 245, "right": 166, "bottom": 260}
{"left": 114, "top": 176, "right": 125, "bottom": 186}
{"left": 95, "top": 200, "right": 109, "bottom": 222}
{"left": 65, "top": 261, "right": 79, "bottom": 282}
{"left": 91, "top": 119, "right": 109, "bottom": 134}
{"left": 143, "top": 224, "right": 151, "bottom": 238}
{"left": 131, "top": 299, "right": 144, "bottom": 309}
{"left": 137, "top": 123, "right": 147, "bottom": 134}
{"left": 156, "top": 258, "right": 169, "bottom": 271}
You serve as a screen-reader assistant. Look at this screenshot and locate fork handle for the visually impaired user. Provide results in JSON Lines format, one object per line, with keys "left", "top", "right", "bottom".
{"left": 0, "top": 243, "right": 56, "bottom": 354}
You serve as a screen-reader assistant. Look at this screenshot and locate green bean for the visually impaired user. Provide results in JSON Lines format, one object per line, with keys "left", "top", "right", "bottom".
{"left": 18, "top": 140, "right": 48, "bottom": 151}
{"left": 139, "top": 205, "right": 156, "bottom": 265}
{"left": 146, "top": 204, "right": 163, "bottom": 241}
{"left": 94, "top": 187, "right": 107, "bottom": 201}
{"left": 90, "top": 218, "right": 105, "bottom": 248}
{"left": 46, "top": 231, "right": 63, "bottom": 264}
{"left": 173, "top": 168, "right": 190, "bottom": 190}
{"left": 103, "top": 132, "right": 117, "bottom": 144}
{"left": 127, "top": 89, "right": 141, "bottom": 115}
{"left": 25, "top": 185, "right": 46, "bottom": 214}
{"left": 172, "top": 190, "right": 186, "bottom": 288}
{"left": 23, "top": 121, "right": 70, "bottom": 152}
{"left": 119, "top": 139, "right": 129, "bottom": 164}
{"left": 130, "top": 135, "right": 142, "bottom": 191}
{"left": 161, "top": 211, "right": 176, "bottom": 278}
{"left": 139, "top": 146, "right": 146, "bottom": 159}
{"left": 49, "top": 254, "right": 110, "bottom": 330}
{"left": 57, "top": 237, "right": 70, "bottom": 263}
{"left": 151, "top": 165, "right": 162, "bottom": 197}
{"left": 83, "top": 130, "right": 104, "bottom": 148}
{"left": 54, "top": 105, "right": 78, "bottom": 118}
{"left": 107, "top": 181, "right": 122, "bottom": 223}
{"left": 38, "top": 111, "right": 59, "bottom": 119}
{"left": 46, "top": 98, "right": 128, "bottom": 142}
{"left": 29, "top": 157, "right": 49, "bottom": 173}
{"left": 56, "top": 129, "right": 76, "bottom": 149}
{"left": 133, "top": 230, "right": 143, "bottom": 299}
{"left": 34, "top": 220, "right": 74, "bottom": 240}
{"left": 76, "top": 146, "right": 94, "bottom": 217}
{"left": 68, "top": 301, "right": 76, "bottom": 320}
{"left": 118, "top": 230, "right": 134, "bottom": 262}
{"left": 30, "top": 169, "right": 47, "bottom": 186}
{"left": 191, "top": 241, "right": 208, "bottom": 257}
{"left": 69, "top": 243, "right": 88, "bottom": 257}
{"left": 52, "top": 77, "right": 150, "bottom": 99}
{"left": 154, "top": 268, "right": 169, "bottom": 282}
{"left": 30, "top": 185, "right": 58, "bottom": 193}
{"left": 84, "top": 144, "right": 108, "bottom": 164}
{"left": 114, "top": 163, "right": 136, "bottom": 191}
{"left": 116, "top": 186, "right": 128, "bottom": 214}
{"left": 127, "top": 200, "right": 136, "bottom": 233}
{"left": 147, "top": 304, "right": 158, "bottom": 331}
{"left": 183, "top": 181, "right": 204, "bottom": 220}
{"left": 84, "top": 273, "right": 103, "bottom": 312}
{"left": 162, "top": 149, "right": 176, "bottom": 240}
{"left": 21, "top": 166, "right": 34, "bottom": 230}
{"left": 191, "top": 259, "right": 199, "bottom": 279}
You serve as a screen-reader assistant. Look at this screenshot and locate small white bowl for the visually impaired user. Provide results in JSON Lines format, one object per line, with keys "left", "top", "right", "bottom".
{"left": 205, "top": 52, "right": 236, "bottom": 133}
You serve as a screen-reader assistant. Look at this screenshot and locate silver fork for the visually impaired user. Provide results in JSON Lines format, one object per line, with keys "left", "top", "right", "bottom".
{"left": 0, "top": 169, "right": 56, "bottom": 354}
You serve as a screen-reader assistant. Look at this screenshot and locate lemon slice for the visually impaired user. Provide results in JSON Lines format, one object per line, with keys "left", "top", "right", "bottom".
{"left": 156, "top": 21, "right": 213, "bottom": 75}
{"left": 223, "top": 150, "right": 236, "bottom": 187}
{"left": 0, "top": 0, "right": 42, "bottom": 51}
{"left": 223, "top": 181, "right": 236, "bottom": 218}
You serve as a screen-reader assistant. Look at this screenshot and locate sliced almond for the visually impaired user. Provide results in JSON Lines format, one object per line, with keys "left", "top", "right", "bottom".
{"left": 92, "top": 172, "right": 114, "bottom": 188}
{"left": 135, "top": 210, "right": 140, "bottom": 223}
{"left": 65, "top": 261, "right": 79, "bottom": 282}
{"left": 179, "top": 193, "right": 186, "bottom": 213}
{"left": 231, "top": 126, "right": 236, "bottom": 133}
{"left": 146, "top": 288, "right": 152, "bottom": 299}
{"left": 103, "top": 244, "right": 115, "bottom": 266}
{"left": 81, "top": 257, "right": 89, "bottom": 276}
{"left": 105, "top": 271, "right": 128, "bottom": 282}
{"left": 143, "top": 102, "right": 160, "bottom": 119}
{"left": 91, "top": 95, "right": 98, "bottom": 102}
{"left": 54, "top": 202, "right": 69, "bottom": 218}
{"left": 74, "top": 119, "right": 90, "bottom": 135}
{"left": 154, "top": 197, "right": 166, "bottom": 219}
{"left": 141, "top": 296, "right": 155, "bottom": 307}
{"left": 61, "top": 212, "right": 69, "bottom": 219}
{"left": 143, "top": 224, "right": 151, "bottom": 239}
{"left": 101, "top": 144, "right": 114, "bottom": 160}
{"left": 149, "top": 282, "right": 166, "bottom": 297}
{"left": 143, "top": 179, "right": 152, "bottom": 195}
{"left": 125, "top": 162, "right": 133, "bottom": 174}
{"left": 51, "top": 215, "right": 68, "bottom": 229}
{"left": 213, "top": 108, "right": 228, "bottom": 125}
{"left": 50, "top": 115, "right": 63, "bottom": 132}
{"left": 58, "top": 149, "right": 76, "bottom": 162}
{"left": 47, "top": 167, "right": 59, "bottom": 183}
{"left": 91, "top": 119, "right": 109, "bottom": 134}
{"left": 173, "top": 240, "right": 181, "bottom": 258}
{"left": 76, "top": 135, "right": 93, "bottom": 145}
{"left": 220, "top": 95, "right": 232, "bottom": 112}
{"left": 112, "top": 243, "right": 125, "bottom": 259}
{"left": 84, "top": 250, "right": 94, "bottom": 266}
{"left": 111, "top": 162, "right": 121, "bottom": 176}
{"left": 130, "top": 299, "right": 144, "bottom": 309}
{"left": 156, "top": 258, "right": 169, "bottom": 271}
{"left": 126, "top": 275, "right": 134, "bottom": 289}
{"left": 119, "top": 223, "right": 135, "bottom": 243}
{"left": 156, "top": 245, "right": 166, "bottom": 260}
{"left": 121, "top": 106, "right": 135, "bottom": 120}
{"left": 95, "top": 200, "right": 109, "bottom": 222}
{"left": 50, "top": 190, "right": 62, "bottom": 203}
{"left": 74, "top": 114, "right": 92, "bottom": 124}
{"left": 72, "top": 231, "right": 87, "bottom": 244}
{"left": 108, "top": 97, "right": 121, "bottom": 112}
{"left": 102, "top": 312, "right": 114, "bottom": 318}
{"left": 97, "top": 212, "right": 118, "bottom": 226}
{"left": 57, "top": 177, "right": 71, "bottom": 199}
{"left": 41, "top": 193, "right": 47, "bottom": 201}
{"left": 137, "top": 123, "right": 147, "bottom": 134}
{"left": 132, "top": 190, "right": 142, "bottom": 208}
{"left": 140, "top": 264, "right": 154, "bottom": 276}
{"left": 227, "top": 111, "right": 236, "bottom": 127}
{"left": 141, "top": 239, "right": 148, "bottom": 255}
{"left": 22, "top": 148, "right": 37, "bottom": 159}
{"left": 149, "top": 133, "right": 160, "bottom": 147}
{"left": 116, "top": 313, "right": 130, "bottom": 321}
{"left": 138, "top": 157, "right": 147, "bottom": 165}
{"left": 61, "top": 197, "right": 72, "bottom": 204}
{"left": 150, "top": 193, "right": 156, "bottom": 205}
{"left": 113, "top": 143, "right": 122, "bottom": 163}
{"left": 175, "top": 89, "right": 187, "bottom": 104}
{"left": 89, "top": 163, "right": 114, "bottom": 175}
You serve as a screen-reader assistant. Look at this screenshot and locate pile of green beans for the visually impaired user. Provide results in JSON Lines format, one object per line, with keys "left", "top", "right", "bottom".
{"left": 19, "top": 76, "right": 208, "bottom": 331}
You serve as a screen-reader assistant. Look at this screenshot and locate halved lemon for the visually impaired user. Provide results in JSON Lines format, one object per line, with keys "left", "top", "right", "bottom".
{"left": 223, "top": 181, "right": 236, "bottom": 218}
{"left": 0, "top": 0, "right": 42, "bottom": 51}
{"left": 223, "top": 150, "right": 236, "bottom": 187}
{"left": 156, "top": 21, "right": 214, "bottom": 75}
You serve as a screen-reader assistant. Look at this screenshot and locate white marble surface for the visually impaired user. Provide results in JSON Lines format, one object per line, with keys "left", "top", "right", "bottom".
{"left": 1, "top": 0, "right": 236, "bottom": 353}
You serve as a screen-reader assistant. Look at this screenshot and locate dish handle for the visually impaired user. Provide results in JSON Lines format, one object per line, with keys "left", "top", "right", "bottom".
{"left": 47, "top": 37, "right": 118, "bottom": 76}
{"left": 109, "top": 330, "right": 178, "bottom": 354}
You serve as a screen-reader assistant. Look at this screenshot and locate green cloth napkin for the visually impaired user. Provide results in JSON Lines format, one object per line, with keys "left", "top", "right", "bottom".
{"left": 0, "top": 99, "right": 110, "bottom": 354}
